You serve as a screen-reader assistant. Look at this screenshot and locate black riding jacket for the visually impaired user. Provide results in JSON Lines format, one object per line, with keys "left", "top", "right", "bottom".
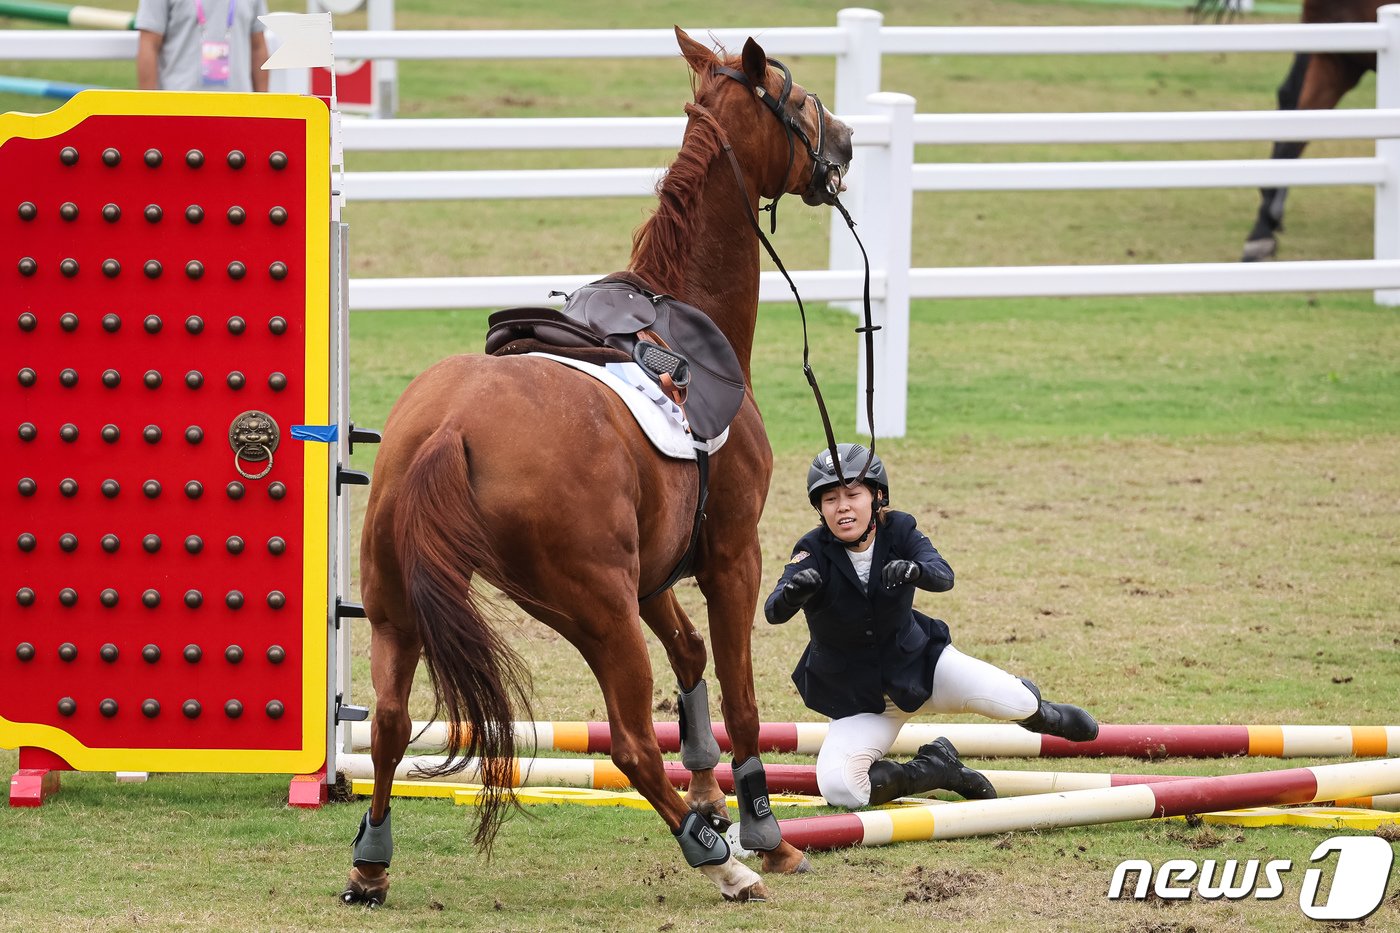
{"left": 763, "top": 511, "right": 954, "bottom": 720}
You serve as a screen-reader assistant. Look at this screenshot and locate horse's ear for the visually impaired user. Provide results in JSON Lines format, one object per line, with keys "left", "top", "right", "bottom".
{"left": 674, "top": 27, "right": 717, "bottom": 75}
{"left": 741, "top": 38, "right": 767, "bottom": 89}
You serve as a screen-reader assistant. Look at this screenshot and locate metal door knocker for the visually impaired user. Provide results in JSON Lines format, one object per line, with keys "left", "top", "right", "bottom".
{"left": 228, "top": 410, "right": 280, "bottom": 480}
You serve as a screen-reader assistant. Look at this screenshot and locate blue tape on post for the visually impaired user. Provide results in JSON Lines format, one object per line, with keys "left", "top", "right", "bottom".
{"left": 291, "top": 425, "right": 339, "bottom": 443}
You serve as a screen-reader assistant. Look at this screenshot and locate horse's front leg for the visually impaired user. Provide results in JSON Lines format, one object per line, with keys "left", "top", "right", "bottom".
{"left": 639, "top": 592, "right": 731, "bottom": 831}
{"left": 567, "top": 596, "right": 768, "bottom": 903}
{"left": 697, "top": 539, "right": 811, "bottom": 876}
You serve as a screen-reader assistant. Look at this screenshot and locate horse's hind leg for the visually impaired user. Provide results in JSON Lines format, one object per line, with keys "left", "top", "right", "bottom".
{"left": 342, "top": 611, "right": 421, "bottom": 907}
{"left": 639, "top": 593, "right": 730, "bottom": 830}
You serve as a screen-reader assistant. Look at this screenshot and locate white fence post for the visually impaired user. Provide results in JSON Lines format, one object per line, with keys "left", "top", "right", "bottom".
{"left": 1375, "top": 5, "right": 1400, "bottom": 305}
{"left": 830, "top": 7, "right": 883, "bottom": 313}
{"left": 855, "top": 92, "right": 915, "bottom": 439}
{"left": 367, "top": 0, "right": 398, "bottom": 119}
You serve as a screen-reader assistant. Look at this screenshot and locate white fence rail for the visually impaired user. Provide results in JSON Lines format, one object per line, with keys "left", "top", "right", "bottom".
{"left": 337, "top": 109, "right": 1400, "bottom": 202}
{"left": 6, "top": 9, "right": 1400, "bottom": 436}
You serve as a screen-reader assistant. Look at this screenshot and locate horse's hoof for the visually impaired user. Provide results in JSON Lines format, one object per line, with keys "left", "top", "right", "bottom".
{"left": 759, "top": 841, "right": 811, "bottom": 875}
{"left": 340, "top": 889, "right": 383, "bottom": 908}
{"left": 1241, "top": 238, "right": 1276, "bottom": 262}
{"left": 722, "top": 880, "right": 771, "bottom": 903}
{"left": 342, "top": 866, "right": 389, "bottom": 907}
{"left": 700, "top": 854, "right": 766, "bottom": 900}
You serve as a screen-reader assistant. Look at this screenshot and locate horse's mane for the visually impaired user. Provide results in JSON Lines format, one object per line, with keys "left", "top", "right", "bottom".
{"left": 628, "top": 58, "right": 740, "bottom": 295}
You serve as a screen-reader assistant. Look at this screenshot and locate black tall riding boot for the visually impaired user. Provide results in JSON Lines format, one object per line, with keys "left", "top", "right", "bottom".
{"left": 1016, "top": 678, "right": 1099, "bottom": 742}
{"left": 865, "top": 736, "right": 997, "bottom": 806}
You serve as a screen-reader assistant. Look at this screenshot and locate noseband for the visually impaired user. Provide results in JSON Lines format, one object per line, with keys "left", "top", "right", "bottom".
{"left": 704, "top": 57, "right": 879, "bottom": 489}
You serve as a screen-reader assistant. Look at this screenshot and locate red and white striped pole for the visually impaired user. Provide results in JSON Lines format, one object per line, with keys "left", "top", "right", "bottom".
{"left": 351, "top": 721, "right": 1400, "bottom": 759}
{"left": 765, "top": 758, "right": 1400, "bottom": 852}
{"left": 337, "top": 753, "right": 1400, "bottom": 814}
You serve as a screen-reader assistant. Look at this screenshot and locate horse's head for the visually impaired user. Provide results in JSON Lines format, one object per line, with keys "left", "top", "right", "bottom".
{"left": 675, "top": 27, "right": 853, "bottom": 207}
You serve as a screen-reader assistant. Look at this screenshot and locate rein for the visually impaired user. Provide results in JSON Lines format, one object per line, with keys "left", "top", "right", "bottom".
{"left": 640, "top": 61, "right": 879, "bottom": 603}
{"left": 700, "top": 58, "right": 881, "bottom": 489}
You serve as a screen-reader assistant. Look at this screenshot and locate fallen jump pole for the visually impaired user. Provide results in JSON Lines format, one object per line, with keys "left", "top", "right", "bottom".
{"left": 764, "top": 757, "right": 1400, "bottom": 852}
{"left": 0, "top": 0, "right": 134, "bottom": 28}
{"left": 352, "top": 721, "right": 1400, "bottom": 759}
{"left": 337, "top": 754, "right": 1400, "bottom": 810}
{"left": 339, "top": 753, "right": 819, "bottom": 795}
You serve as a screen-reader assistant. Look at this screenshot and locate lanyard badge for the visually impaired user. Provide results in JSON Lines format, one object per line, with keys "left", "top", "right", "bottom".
{"left": 196, "top": 0, "right": 237, "bottom": 88}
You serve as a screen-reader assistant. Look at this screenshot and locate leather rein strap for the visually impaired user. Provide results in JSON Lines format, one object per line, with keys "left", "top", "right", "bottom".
{"left": 641, "top": 61, "right": 880, "bottom": 603}
{"left": 706, "top": 58, "right": 881, "bottom": 488}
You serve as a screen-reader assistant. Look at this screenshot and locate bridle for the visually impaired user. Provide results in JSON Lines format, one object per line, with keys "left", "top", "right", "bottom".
{"left": 702, "top": 56, "right": 881, "bottom": 490}
{"left": 713, "top": 57, "right": 844, "bottom": 229}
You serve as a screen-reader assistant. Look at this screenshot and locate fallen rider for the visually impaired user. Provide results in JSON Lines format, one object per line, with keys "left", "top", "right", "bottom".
{"left": 764, "top": 443, "right": 1100, "bottom": 808}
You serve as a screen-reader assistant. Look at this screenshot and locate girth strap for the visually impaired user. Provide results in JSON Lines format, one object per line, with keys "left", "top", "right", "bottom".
{"left": 640, "top": 447, "right": 709, "bottom": 603}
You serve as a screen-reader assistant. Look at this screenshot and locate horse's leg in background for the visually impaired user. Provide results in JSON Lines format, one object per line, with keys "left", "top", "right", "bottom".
{"left": 696, "top": 531, "right": 811, "bottom": 875}
{"left": 1243, "top": 53, "right": 1364, "bottom": 260}
{"left": 639, "top": 592, "right": 731, "bottom": 829}
{"left": 1242, "top": 53, "right": 1310, "bottom": 260}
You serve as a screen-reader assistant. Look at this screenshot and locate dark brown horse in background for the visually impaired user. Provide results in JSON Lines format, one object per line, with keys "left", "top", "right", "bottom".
{"left": 341, "top": 28, "right": 852, "bottom": 905}
{"left": 1197, "top": 0, "right": 1383, "bottom": 260}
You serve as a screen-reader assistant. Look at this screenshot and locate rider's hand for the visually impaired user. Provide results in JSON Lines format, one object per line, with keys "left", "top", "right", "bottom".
{"left": 881, "top": 559, "right": 921, "bottom": 589}
{"left": 782, "top": 568, "right": 823, "bottom": 608}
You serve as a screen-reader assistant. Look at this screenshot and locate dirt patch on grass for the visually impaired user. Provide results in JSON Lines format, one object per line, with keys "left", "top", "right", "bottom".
{"left": 1164, "top": 827, "right": 1224, "bottom": 850}
{"left": 902, "top": 866, "right": 986, "bottom": 903}
{"left": 1121, "top": 921, "right": 1201, "bottom": 933}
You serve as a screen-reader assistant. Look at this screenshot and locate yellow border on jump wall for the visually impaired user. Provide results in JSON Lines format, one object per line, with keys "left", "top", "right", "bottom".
{"left": 0, "top": 91, "right": 331, "bottom": 774}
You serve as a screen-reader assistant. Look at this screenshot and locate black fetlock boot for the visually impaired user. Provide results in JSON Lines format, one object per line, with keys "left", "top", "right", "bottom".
{"left": 1016, "top": 677, "right": 1099, "bottom": 742}
{"left": 865, "top": 736, "right": 997, "bottom": 806}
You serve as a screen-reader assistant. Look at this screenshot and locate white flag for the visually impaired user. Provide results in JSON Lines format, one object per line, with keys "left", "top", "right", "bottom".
{"left": 260, "top": 12, "right": 334, "bottom": 70}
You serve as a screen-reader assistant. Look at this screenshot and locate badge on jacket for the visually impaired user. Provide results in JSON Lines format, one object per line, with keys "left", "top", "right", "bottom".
{"left": 788, "top": 551, "right": 809, "bottom": 564}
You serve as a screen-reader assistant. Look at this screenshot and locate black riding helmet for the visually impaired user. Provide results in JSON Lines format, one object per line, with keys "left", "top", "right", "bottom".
{"left": 806, "top": 443, "right": 889, "bottom": 509}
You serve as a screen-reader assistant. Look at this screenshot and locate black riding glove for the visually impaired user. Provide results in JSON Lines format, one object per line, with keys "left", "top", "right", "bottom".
{"left": 881, "top": 559, "right": 921, "bottom": 589}
{"left": 782, "top": 568, "right": 823, "bottom": 608}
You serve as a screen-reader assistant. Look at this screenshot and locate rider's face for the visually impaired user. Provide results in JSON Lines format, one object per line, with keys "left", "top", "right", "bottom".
{"left": 820, "top": 483, "right": 874, "bottom": 544}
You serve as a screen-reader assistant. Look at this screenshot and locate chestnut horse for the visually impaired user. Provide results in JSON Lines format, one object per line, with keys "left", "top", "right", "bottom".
{"left": 341, "top": 29, "right": 852, "bottom": 905}
{"left": 1196, "top": 0, "right": 1383, "bottom": 260}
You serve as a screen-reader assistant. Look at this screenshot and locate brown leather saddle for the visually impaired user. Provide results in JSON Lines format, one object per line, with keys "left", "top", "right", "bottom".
{"left": 484, "top": 275, "right": 745, "bottom": 441}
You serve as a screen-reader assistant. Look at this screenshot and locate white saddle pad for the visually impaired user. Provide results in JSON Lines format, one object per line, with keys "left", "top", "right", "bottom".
{"left": 526, "top": 352, "right": 729, "bottom": 461}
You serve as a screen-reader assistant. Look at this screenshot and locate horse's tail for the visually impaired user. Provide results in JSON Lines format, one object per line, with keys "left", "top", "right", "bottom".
{"left": 1190, "top": 0, "right": 1234, "bottom": 23}
{"left": 391, "top": 425, "right": 532, "bottom": 851}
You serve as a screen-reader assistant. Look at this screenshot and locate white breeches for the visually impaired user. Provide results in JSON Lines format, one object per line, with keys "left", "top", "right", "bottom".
{"left": 814, "top": 646, "right": 1039, "bottom": 809}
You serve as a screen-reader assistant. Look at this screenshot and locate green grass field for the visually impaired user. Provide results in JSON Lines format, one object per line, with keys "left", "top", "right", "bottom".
{"left": 2, "top": 1, "right": 1398, "bottom": 930}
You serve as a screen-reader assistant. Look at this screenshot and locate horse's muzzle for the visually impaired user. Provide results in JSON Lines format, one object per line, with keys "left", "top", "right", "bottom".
{"left": 804, "top": 119, "right": 853, "bottom": 206}
{"left": 803, "top": 162, "right": 848, "bottom": 206}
